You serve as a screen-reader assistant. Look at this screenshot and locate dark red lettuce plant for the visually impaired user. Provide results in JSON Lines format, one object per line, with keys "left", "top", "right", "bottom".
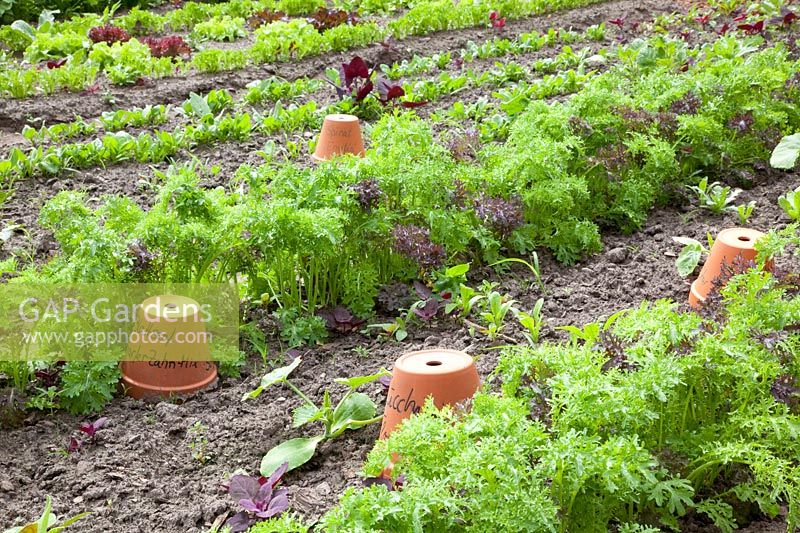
{"left": 140, "top": 36, "right": 192, "bottom": 59}
{"left": 88, "top": 25, "right": 130, "bottom": 44}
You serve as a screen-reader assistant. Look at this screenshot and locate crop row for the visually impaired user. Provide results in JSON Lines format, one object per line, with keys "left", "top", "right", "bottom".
{"left": 0, "top": 0, "right": 611, "bottom": 97}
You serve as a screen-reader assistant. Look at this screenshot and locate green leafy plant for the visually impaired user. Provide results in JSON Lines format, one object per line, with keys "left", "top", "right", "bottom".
{"left": 325, "top": 226, "right": 800, "bottom": 531}
{"left": 244, "top": 358, "right": 389, "bottom": 475}
{"left": 187, "top": 420, "right": 212, "bottom": 465}
{"left": 672, "top": 235, "right": 712, "bottom": 278}
{"left": 3, "top": 495, "right": 89, "bottom": 533}
{"left": 735, "top": 201, "right": 756, "bottom": 224}
{"left": 515, "top": 297, "right": 545, "bottom": 344}
{"left": 191, "top": 16, "right": 247, "bottom": 42}
{"left": 687, "top": 177, "right": 741, "bottom": 214}
{"left": 778, "top": 187, "right": 800, "bottom": 221}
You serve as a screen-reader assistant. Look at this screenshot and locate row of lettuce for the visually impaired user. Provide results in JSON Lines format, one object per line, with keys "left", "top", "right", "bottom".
{"left": 0, "top": 0, "right": 610, "bottom": 96}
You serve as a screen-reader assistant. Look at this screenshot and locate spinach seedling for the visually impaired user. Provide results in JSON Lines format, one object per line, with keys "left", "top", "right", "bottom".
{"left": 243, "top": 357, "right": 390, "bottom": 475}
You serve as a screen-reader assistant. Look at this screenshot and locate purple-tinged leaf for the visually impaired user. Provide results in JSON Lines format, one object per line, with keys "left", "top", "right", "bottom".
{"left": 412, "top": 299, "right": 440, "bottom": 321}
{"left": 413, "top": 281, "right": 433, "bottom": 300}
{"left": 341, "top": 57, "right": 370, "bottom": 86}
{"left": 400, "top": 101, "right": 428, "bottom": 108}
{"left": 379, "top": 374, "right": 392, "bottom": 390}
{"left": 355, "top": 80, "right": 374, "bottom": 101}
{"left": 265, "top": 462, "right": 289, "bottom": 489}
{"left": 45, "top": 58, "right": 67, "bottom": 69}
{"left": 737, "top": 20, "right": 764, "bottom": 34}
{"left": 255, "top": 482, "right": 273, "bottom": 505}
{"left": 318, "top": 307, "right": 366, "bottom": 334}
{"left": 239, "top": 499, "right": 262, "bottom": 514}
{"left": 264, "top": 489, "right": 289, "bottom": 516}
{"left": 67, "top": 436, "right": 81, "bottom": 454}
{"left": 225, "top": 511, "right": 255, "bottom": 533}
{"left": 229, "top": 475, "right": 261, "bottom": 501}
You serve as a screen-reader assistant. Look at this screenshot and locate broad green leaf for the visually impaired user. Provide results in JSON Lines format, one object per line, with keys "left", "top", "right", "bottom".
{"left": 334, "top": 369, "right": 390, "bottom": 390}
{"left": 260, "top": 436, "right": 323, "bottom": 475}
{"left": 675, "top": 240, "right": 703, "bottom": 277}
{"left": 292, "top": 404, "right": 321, "bottom": 428}
{"left": 330, "top": 392, "right": 377, "bottom": 436}
{"left": 188, "top": 92, "right": 212, "bottom": 118}
{"left": 770, "top": 133, "right": 800, "bottom": 169}
{"left": 242, "top": 357, "right": 302, "bottom": 401}
{"left": 10, "top": 21, "right": 36, "bottom": 42}
{"left": 445, "top": 263, "right": 469, "bottom": 277}
{"left": 259, "top": 356, "right": 301, "bottom": 389}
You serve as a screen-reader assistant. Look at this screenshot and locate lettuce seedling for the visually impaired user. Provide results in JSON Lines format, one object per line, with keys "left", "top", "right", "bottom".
{"left": 226, "top": 463, "right": 290, "bottom": 532}
{"left": 45, "top": 58, "right": 66, "bottom": 69}
{"left": 489, "top": 11, "right": 506, "bottom": 30}
{"left": 248, "top": 9, "right": 288, "bottom": 29}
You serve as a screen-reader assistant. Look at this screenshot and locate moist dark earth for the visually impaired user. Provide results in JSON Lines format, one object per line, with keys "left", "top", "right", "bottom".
{"left": 1, "top": 1, "right": 799, "bottom": 532}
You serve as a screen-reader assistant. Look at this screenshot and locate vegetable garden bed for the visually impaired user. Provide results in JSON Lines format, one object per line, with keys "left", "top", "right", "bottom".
{"left": 0, "top": 0, "right": 799, "bottom": 531}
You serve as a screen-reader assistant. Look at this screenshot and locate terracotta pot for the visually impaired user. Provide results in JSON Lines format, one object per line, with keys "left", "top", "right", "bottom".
{"left": 311, "top": 114, "right": 365, "bottom": 162}
{"left": 120, "top": 294, "right": 217, "bottom": 400}
{"left": 689, "top": 227, "right": 767, "bottom": 308}
{"left": 380, "top": 348, "right": 480, "bottom": 439}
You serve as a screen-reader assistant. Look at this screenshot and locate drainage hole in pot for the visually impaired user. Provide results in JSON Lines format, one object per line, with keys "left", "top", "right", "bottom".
{"left": 165, "top": 303, "right": 178, "bottom": 310}
{"left": 426, "top": 361, "right": 442, "bottom": 367}
{"left": 737, "top": 236, "right": 751, "bottom": 242}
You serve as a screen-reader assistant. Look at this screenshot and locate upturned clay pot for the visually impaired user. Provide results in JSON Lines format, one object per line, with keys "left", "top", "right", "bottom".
{"left": 120, "top": 294, "right": 217, "bottom": 400}
{"left": 689, "top": 227, "right": 767, "bottom": 308}
{"left": 380, "top": 349, "right": 480, "bottom": 439}
{"left": 311, "top": 114, "right": 365, "bottom": 162}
